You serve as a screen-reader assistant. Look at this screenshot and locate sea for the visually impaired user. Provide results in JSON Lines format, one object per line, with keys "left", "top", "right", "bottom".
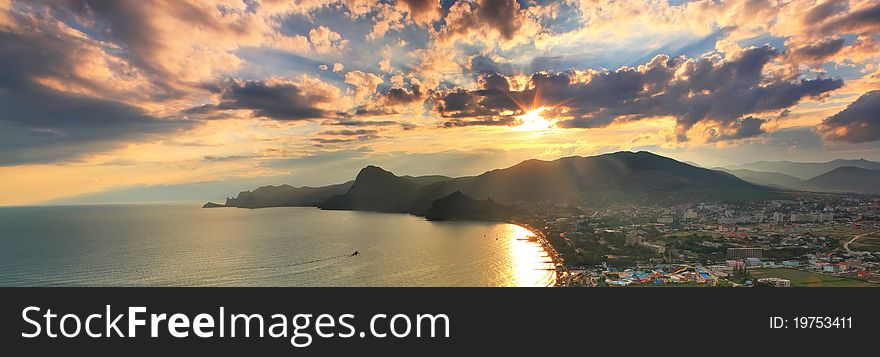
{"left": 0, "top": 204, "right": 556, "bottom": 287}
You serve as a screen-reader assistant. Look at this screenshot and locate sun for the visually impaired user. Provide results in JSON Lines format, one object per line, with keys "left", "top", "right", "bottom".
{"left": 513, "top": 106, "right": 553, "bottom": 131}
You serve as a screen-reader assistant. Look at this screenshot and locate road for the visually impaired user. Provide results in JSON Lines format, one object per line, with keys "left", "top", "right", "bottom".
{"left": 844, "top": 230, "right": 879, "bottom": 252}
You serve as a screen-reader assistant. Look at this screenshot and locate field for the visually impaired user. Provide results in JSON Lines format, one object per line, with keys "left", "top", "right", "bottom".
{"left": 751, "top": 268, "right": 878, "bottom": 287}
{"left": 810, "top": 225, "right": 880, "bottom": 251}
{"left": 849, "top": 234, "right": 880, "bottom": 253}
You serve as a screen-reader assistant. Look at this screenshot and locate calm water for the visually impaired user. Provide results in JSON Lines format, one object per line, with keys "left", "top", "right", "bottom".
{"left": 0, "top": 205, "right": 555, "bottom": 287}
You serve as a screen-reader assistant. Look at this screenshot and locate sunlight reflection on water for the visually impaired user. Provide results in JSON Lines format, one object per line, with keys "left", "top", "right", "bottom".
{"left": 0, "top": 205, "right": 556, "bottom": 287}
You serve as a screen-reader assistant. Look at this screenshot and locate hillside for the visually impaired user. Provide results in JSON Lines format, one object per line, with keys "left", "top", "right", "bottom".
{"left": 405, "top": 151, "right": 777, "bottom": 211}
{"left": 310, "top": 151, "right": 781, "bottom": 215}
{"left": 424, "top": 191, "right": 517, "bottom": 221}
{"left": 729, "top": 159, "right": 880, "bottom": 180}
{"left": 224, "top": 181, "right": 354, "bottom": 208}
{"left": 801, "top": 166, "right": 880, "bottom": 194}
{"left": 715, "top": 168, "right": 806, "bottom": 189}
{"left": 320, "top": 166, "right": 425, "bottom": 212}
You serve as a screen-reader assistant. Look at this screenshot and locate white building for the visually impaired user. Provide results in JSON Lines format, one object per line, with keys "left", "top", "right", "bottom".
{"left": 772, "top": 212, "right": 785, "bottom": 223}
{"left": 757, "top": 277, "right": 791, "bottom": 287}
{"left": 790, "top": 213, "right": 833, "bottom": 223}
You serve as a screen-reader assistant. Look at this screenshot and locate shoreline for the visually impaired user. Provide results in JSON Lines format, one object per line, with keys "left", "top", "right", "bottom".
{"left": 509, "top": 221, "right": 564, "bottom": 287}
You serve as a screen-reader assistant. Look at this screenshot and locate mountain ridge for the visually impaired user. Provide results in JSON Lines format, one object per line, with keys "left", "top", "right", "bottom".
{"left": 800, "top": 166, "right": 880, "bottom": 194}
{"left": 727, "top": 158, "right": 880, "bottom": 180}
{"left": 218, "top": 151, "right": 785, "bottom": 217}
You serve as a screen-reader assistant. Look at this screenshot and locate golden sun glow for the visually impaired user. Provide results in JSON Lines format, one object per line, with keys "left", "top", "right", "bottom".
{"left": 513, "top": 107, "right": 553, "bottom": 131}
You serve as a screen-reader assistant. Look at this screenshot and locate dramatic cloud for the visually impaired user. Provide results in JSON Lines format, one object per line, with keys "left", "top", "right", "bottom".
{"left": 312, "top": 138, "right": 355, "bottom": 144}
{"left": 344, "top": 70, "right": 384, "bottom": 103}
{"left": 315, "top": 128, "right": 381, "bottom": 142}
{"left": 819, "top": 90, "right": 880, "bottom": 143}
{"left": 399, "top": 0, "right": 442, "bottom": 26}
{"left": 0, "top": 8, "right": 192, "bottom": 165}
{"left": 326, "top": 120, "right": 399, "bottom": 127}
{"left": 379, "top": 84, "right": 425, "bottom": 107}
{"left": 35, "top": 0, "right": 298, "bottom": 88}
{"left": 308, "top": 26, "right": 348, "bottom": 54}
{"left": 202, "top": 78, "right": 337, "bottom": 121}
{"left": 816, "top": 1, "right": 880, "bottom": 36}
{"left": 804, "top": 0, "right": 850, "bottom": 24}
{"left": 441, "top": 117, "right": 519, "bottom": 128}
{"left": 787, "top": 38, "right": 847, "bottom": 65}
{"left": 706, "top": 116, "right": 767, "bottom": 142}
{"left": 432, "top": 46, "right": 844, "bottom": 141}
{"left": 3, "top": 0, "right": 880, "bottom": 205}
{"left": 437, "top": 0, "right": 542, "bottom": 47}
{"left": 319, "top": 129, "right": 379, "bottom": 136}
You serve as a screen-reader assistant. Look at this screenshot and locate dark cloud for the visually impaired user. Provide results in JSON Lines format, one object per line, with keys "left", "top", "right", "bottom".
{"left": 319, "top": 129, "right": 379, "bottom": 136}
{"left": 382, "top": 84, "right": 425, "bottom": 106}
{"left": 440, "top": 117, "right": 518, "bottom": 128}
{"left": 478, "top": 72, "right": 511, "bottom": 91}
{"left": 440, "top": 0, "right": 528, "bottom": 43}
{"left": 354, "top": 107, "right": 399, "bottom": 116}
{"left": 349, "top": 84, "right": 425, "bottom": 117}
{"left": 431, "top": 84, "right": 522, "bottom": 119}
{"left": 432, "top": 46, "right": 843, "bottom": 141}
{"left": 470, "top": 55, "right": 514, "bottom": 74}
{"left": 788, "top": 38, "right": 846, "bottom": 63}
{"left": 0, "top": 14, "right": 192, "bottom": 165}
{"left": 50, "top": 0, "right": 246, "bottom": 84}
{"left": 325, "top": 119, "right": 400, "bottom": 127}
{"left": 478, "top": 0, "right": 522, "bottom": 40}
{"left": 202, "top": 79, "right": 332, "bottom": 120}
{"left": 805, "top": 0, "right": 849, "bottom": 24}
{"left": 317, "top": 129, "right": 380, "bottom": 142}
{"left": 818, "top": 90, "right": 880, "bottom": 143}
{"left": 399, "top": 0, "right": 442, "bottom": 24}
{"left": 312, "top": 138, "right": 355, "bottom": 144}
{"left": 818, "top": 2, "right": 880, "bottom": 35}
{"left": 201, "top": 155, "right": 254, "bottom": 162}
{"left": 706, "top": 116, "right": 767, "bottom": 142}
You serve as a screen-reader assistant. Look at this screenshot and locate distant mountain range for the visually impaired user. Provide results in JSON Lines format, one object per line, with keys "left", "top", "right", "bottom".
{"left": 719, "top": 158, "right": 880, "bottom": 194}
{"left": 726, "top": 159, "right": 880, "bottom": 180}
{"left": 223, "top": 181, "right": 354, "bottom": 208}
{"left": 212, "top": 151, "right": 784, "bottom": 220}
{"left": 801, "top": 166, "right": 880, "bottom": 194}
{"left": 714, "top": 168, "right": 805, "bottom": 189}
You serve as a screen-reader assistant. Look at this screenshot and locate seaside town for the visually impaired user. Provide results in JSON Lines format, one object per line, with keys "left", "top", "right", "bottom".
{"left": 516, "top": 193, "right": 880, "bottom": 287}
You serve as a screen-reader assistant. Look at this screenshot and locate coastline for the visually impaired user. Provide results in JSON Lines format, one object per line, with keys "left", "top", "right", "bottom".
{"left": 509, "top": 221, "right": 564, "bottom": 287}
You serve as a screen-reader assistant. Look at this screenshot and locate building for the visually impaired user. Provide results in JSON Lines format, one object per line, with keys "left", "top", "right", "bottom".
{"left": 727, "top": 247, "right": 762, "bottom": 259}
{"left": 726, "top": 260, "right": 745, "bottom": 268}
{"left": 823, "top": 265, "right": 840, "bottom": 273}
{"left": 657, "top": 216, "right": 674, "bottom": 224}
{"left": 683, "top": 209, "right": 698, "bottom": 220}
{"left": 773, "top": 212, "right": 785, "bottom": 223}
{"left": 758, "top": 277, "right": 791, "bottom": 287}
{"left": 754, "top": 212, "right": 766, "bottom": 223}
{"left": 782, "top": 260, "right": 800, "bottom": 267}
{"left": 790, "top": 213, "right": 833, "bottom": 223}
{"left": 719, "top": 216, "right": 753, "bottom": 225}
{"left": 641, "top": 242, "right": 666, "bottom": 254}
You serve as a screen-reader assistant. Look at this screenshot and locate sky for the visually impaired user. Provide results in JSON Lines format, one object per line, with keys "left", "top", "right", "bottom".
{"left": 1, "top": 0, "right": 879, "bottom": 205}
